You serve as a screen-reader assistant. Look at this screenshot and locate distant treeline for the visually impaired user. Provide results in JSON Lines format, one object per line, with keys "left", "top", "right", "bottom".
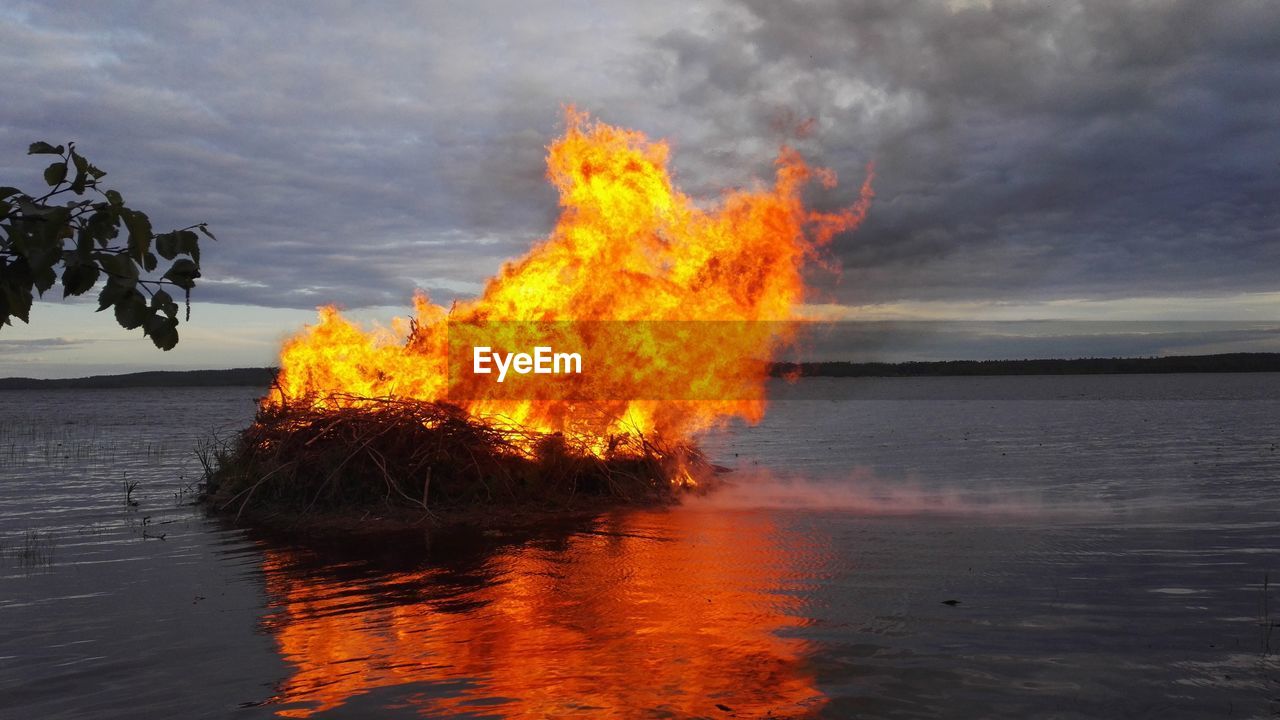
{"left": 769, "top": 353, "right": 1280, "bottom": 378}
{"left": 0, "top": 367, "right": 277, "bottom": 390}
{"left": 2, "top": 353, "right": 1278, "bottom": 390}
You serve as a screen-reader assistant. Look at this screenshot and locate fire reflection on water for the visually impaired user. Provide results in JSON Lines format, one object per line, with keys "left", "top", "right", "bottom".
{"left": 259, "top": 508, "right": 827, "bottom": 718}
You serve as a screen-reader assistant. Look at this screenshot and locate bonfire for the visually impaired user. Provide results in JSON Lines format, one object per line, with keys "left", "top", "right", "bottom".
{"left": 205, "top": 108, "right": 872, "bottom": 525}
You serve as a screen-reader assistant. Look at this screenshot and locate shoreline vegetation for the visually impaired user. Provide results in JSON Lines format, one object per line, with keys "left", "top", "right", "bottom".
{"left": 1, "top": 353, "right": 1277, "bottom": 390}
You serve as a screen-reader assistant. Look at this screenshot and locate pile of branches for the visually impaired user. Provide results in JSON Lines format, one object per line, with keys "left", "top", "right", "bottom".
{"left": 202, "top": 396, "right": 706, "bottom": 522}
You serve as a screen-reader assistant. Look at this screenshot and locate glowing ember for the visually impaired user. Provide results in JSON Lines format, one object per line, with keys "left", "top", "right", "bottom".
{"left": 269, "top": 108, "right": 872, "bottom": 453}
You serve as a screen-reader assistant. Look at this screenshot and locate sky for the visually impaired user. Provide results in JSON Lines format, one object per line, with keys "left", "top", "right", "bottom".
{"left": 1, "top": 0, "right": 1277, "bottom": 377}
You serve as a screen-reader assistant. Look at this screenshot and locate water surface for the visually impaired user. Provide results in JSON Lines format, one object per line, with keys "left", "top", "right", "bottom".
{"left": 2, "top": 375, "right": 1278, "bottom": 718}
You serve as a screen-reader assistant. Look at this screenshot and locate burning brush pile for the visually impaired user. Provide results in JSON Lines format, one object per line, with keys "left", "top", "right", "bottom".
{"left": 207, "top": 397, "right": 707, "bottom": 518}
{"left": 205, "top": 109, "right": 871, "bottom": 525}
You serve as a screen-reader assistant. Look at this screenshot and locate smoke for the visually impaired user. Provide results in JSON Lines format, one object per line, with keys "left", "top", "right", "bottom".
{"left": 684, "top": 467, "right": 1102, "bottom": 519}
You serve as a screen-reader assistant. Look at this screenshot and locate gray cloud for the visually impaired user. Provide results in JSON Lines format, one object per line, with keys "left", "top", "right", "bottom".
{"left": 0, "top": 1, "right": 681, "bottom": 309}
{"left": 0, "top": 337, "right": 86, "bottom": 354}
{"left": 793, "top": 320, "right": 1280, "bottom": 362}
{"left": 0, "top": 0, "right": 1276, "bottom": 315}
{"left": 653, "top": 0, "right": 1280, "bottom": 304}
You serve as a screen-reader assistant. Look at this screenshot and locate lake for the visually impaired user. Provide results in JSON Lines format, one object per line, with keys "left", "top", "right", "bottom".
{"left": 1, "top": 375, "right": 1278, "bottom": 718}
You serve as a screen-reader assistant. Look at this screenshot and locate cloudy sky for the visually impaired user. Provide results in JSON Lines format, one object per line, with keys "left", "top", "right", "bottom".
{"left": 1, "top": 0, "right": 1277, "bottom": 377}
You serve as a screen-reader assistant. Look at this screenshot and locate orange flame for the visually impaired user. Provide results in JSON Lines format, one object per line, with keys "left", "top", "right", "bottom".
{"left": 270, "top": 108, "right": 872, "bottom": 448}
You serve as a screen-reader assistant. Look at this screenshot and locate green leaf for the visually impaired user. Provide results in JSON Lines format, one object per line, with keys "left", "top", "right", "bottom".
{"left": 161, "top": 258, "right": 201, "bottom": 290}
{"left": 156, "top": 229, "right": 200, "bottom": 264}
{"left": 155, "top": 231, "right": 178, "bottom": 260}
{"left": 182, "top": 231, "right": 200, "bottom": 265}
{"left": 144, "top": 313, "right": 179, "bottom": 350}
{"left": 95, "top": 251, "right": 139, "bottom": 282}
{"left": 85, "top": 208, "right": 120, "bottom": 247}
{"left": 44, "top": 161, "right": 68, "bottom": 187}
{"left": 4, "top": 142, "right": 207, "bottom": 351}
{"left": 151, "top": 289, "right": 179, "bottom": 319}
{"left": 13, "top": 224, "right": 62, "bottom": 273}
{"left": 96, "top": 279, "right": 132, "bottom": 311}
{"left": 62, "top": 262, "right": 101, "bottom": 297}
{"left": 33, "top": 266, "right": 56, "bottom": 296}
{"left": 121, "top": 210, "right": 152, "bottom": 261}
{"left": 28, "top": 142, "right": 63, "bottom": 155}
{"left": 1, "top": 281, "right": 33, "bottom": 324}
{"left": 69, "top": 149, "right": 105, "bottom": 181}
{"left": 113, "top": 289, "right": 148, "bottom": 330}
{"left": 33, "top": 205, "right": 71, "bottom": 254}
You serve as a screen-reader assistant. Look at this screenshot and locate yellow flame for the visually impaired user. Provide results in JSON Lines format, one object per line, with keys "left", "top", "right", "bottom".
{"left": 270, "top": 108, "right": 872, "bottom": 451}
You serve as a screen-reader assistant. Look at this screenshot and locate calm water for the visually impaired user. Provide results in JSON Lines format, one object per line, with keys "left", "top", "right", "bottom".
{"left": 1, "top": 375, "right": 1278, "bottom": 719}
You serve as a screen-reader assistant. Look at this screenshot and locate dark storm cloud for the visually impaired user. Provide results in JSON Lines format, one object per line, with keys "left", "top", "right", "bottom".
{"left": 0, "top": 1, "right": 1275, "bottom": 313}
{"left": 651, "top": 0, "right": 1280, "bottom": 304}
